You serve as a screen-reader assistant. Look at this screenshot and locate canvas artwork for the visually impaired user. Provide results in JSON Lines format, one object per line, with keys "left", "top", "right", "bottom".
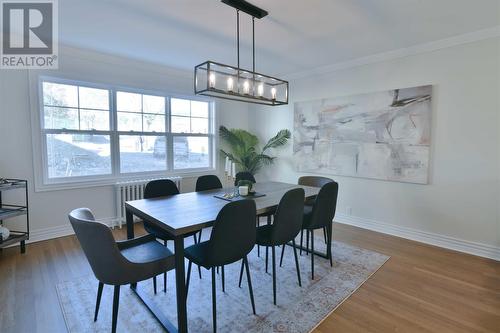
{"left": 293, "top": 85, "right": 432, "bottom": 184}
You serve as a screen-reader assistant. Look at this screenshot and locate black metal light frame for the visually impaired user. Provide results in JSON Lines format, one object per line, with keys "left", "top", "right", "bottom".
{"left": 194, "top": 0, "right": 289, "bottom": 106}
{"left": 194, "top": 60, "right": 289, "bottom": 106}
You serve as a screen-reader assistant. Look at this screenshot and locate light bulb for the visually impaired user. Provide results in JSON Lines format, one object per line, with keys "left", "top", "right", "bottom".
{"left": 271, "top": 87, "right": 277, "bottom": 100}
{"left": 257, "top": 83, "right": 264, "bottom": 96}
{"left": 209, "top": 72, "right": 216, "bottom": 88}
{"left": 227, "top": 77, "right": 234, "bottom": 92}
{"left": 243, "top": 80, "right": 250, "bottom": 94}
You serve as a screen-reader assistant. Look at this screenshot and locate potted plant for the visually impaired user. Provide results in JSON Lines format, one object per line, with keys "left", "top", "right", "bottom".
{"left": 219, "top": 126, "right": 291, "bottom": 175}
{"left": 237, "top": 179, "right": 254, "bottom": 194}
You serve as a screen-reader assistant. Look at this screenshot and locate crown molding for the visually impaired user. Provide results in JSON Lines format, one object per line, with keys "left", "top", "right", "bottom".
{"left": 285, "top": 25, "right": 500, "bottom": 80}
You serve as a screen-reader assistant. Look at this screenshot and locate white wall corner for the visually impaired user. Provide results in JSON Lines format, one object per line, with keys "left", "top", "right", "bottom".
{"left": 335, "top": 213, "right": 500, "bottom": 262}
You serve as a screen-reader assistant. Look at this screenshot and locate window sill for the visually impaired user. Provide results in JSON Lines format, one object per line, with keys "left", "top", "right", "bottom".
{"left": 34, "top": 168, "right": 219, "bottom": 192}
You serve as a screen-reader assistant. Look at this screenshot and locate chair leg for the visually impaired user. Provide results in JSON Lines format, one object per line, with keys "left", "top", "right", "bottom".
{"left": 272, "top": 246, "right": 277, "bottom": 305}
{"left": 279, "top": 243, "right": 285, "bottom": 267}
{"left": 153, "top": 276, "right": 157, "bottom": 294}
{"left": 328, "top": 224, "right": 333, "bottom": 267}
{"left": 300, "top": 229, "right": 304, "bottom": 255}
{"left": 163, "top": 239, "right": 168, "bottom": 292}
{"left": 186, "top": 260, "right": 192, "bottom": 297}
{"left": 94, "top": 282, "right": 104, "bottom": 322}
{"left": 306, "top": 231, "right": 310, "bottom": 256}
{"left": 238, "top": 259, "right": 244, "bottom": 288}
{"left": 192, "top": 234, "right": 203, "bottom": 280}
{"left": 211, "top": 267, "right": 217, "bottom": 333}
{"left": 111, "top": 285, "right": 120, "bottom": 333}
{"left": 221, "top": 265, "right": 225, "bottom": 293}
{"left": 265, "top": 246, "right": 269, "bottom": 273}
{"left": 292, "top": 239, "right": 302, "bottom": 287}
{"left": 244, "top": 256, "right": 256, "bottom": 315}
{"left": 256, "top": 217, "right": 260, "bottom": 257}
{"left": 311, "top": 230, "right": 315, "bottom": 280}
{"left": 323, "top": 227, "right": 328, "bottom": 244}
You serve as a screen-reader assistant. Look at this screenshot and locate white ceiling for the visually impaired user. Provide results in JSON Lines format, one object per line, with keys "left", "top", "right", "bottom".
{"left": 60, "top": 0, "right": 500, "bottom": 76}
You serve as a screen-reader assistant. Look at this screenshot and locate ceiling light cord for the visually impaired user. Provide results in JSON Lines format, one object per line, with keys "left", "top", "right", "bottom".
{"left": 252, "top": 16, "right": 255, "bottom": 73}
{"left": 236, "top": 9, "right": 240, "bottom": 69}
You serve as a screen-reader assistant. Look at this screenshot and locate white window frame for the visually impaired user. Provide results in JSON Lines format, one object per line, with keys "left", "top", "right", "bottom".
{"left": 32, "top": 75, "right": 217, "bottom": 191}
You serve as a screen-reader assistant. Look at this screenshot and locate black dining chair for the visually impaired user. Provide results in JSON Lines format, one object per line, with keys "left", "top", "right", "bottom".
{"left": 185, "top": 200, "right": 257, "bottom": 333}
{"left": 194, "top": 175, "right": 224, "bottom": 261}
{"left": 142, "top": 179, "right": 201, "bottom": 293}
{"left": 195, "top": 175, "right": 223, "bottom": 192}
{"left": 69, "top": 208, "right": 175, "bottom": 333}
{"left": 297, "top": 181, "right": 338, "bottom": 279}
{"left": 234, "top": 171, "right": 256, "bottom": 186}
{"left": 246, "top": 188, "right": 304, "bottom": 305}
{"left": 233, "top": 171, "right": 270, "bottom": 258}
{"left": 298, "top": 176, "right": 334, "bottom": 250}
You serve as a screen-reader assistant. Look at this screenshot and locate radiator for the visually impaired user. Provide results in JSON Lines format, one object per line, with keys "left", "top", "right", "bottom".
{"left": 113, "top": 177, "right": 182, "bottom": 228}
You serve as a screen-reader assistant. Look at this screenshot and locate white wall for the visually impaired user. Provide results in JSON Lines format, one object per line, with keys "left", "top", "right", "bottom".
{"left": 0, "top": 46, "right": 249, "bottom": 241}
{"left": 250, "top": 37, "right": 500, "bottom": 259}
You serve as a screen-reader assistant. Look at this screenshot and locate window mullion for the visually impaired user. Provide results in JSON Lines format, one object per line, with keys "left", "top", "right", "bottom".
{"left": 166, "top": 97, "right": 174, "bottom": 172}
{"left": 77, "top": 86, "right": 81, "bottom": 130}
{"left": 111, "top": 89, "right": 120, "bottom": 177}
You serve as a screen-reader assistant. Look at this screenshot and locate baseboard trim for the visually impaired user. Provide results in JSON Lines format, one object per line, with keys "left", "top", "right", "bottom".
{"left": 335, "top": 213, "right": 500, "bottom": 261}
{"left": 29, "top": 224, "right": 75, "bottom": 243}
{"left": 20, "top": 217, "right": 120, "bottom": 246}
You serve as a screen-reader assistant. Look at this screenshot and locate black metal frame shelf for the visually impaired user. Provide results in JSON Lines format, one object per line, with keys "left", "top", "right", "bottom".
{"left": 0, "top": 179, "right": 29, "bottom": 254}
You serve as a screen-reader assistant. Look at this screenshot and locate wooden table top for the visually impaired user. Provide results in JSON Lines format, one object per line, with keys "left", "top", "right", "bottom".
{"left": 125, "top": 181, "right": 320, "bottom": 236}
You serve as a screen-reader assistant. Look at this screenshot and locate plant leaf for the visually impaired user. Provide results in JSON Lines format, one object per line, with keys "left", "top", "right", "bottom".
{"left": 262, "top": 129, "right": 291, "bottom": 152}
{"left": 219, "top": 126, "right": 244, "bottom": 148}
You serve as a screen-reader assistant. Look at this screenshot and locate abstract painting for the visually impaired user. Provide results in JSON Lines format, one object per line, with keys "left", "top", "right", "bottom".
{"left": 293, "top": 85, "right": 432, "bottom": 184}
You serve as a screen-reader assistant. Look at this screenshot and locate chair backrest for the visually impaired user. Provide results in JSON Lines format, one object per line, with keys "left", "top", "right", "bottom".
{"left": 207, "top": 200, "right": 257, "bottom": 266}
{"left": 308, "top": 181, "right": 339, "bottom": 229}
{"left": 144, "top": 179, "right": 179, "bottom": 199}
{"left": 298, "top": 176, "right": 334, "bottom": 188}
{"left": 234, "top": 171, "right": 256, "bottom": 186}
{"left": 68, "top": 208, "right": 125, "bottom": 285}
{"left": 271, "top": 188, "right": 305, "bottom": 245}
{"left": 196, "top": 175, "right": 223, "bottom": 192}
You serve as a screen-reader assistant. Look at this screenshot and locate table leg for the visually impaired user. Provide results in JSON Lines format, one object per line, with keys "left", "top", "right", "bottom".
{"left": 174, "top": 235, "right": 188, "bottom": 333}
{"left": 126, "top": 209, "right": 134, "bottom": 239}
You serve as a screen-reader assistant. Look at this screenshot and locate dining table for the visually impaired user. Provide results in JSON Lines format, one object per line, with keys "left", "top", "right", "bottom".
{"left": 125, "top": 181, "right": 321, "bottom": 333}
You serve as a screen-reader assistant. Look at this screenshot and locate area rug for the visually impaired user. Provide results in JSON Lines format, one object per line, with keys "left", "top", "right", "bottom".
{"left": 56, "top": 234, "right": 389, "bottom": 333}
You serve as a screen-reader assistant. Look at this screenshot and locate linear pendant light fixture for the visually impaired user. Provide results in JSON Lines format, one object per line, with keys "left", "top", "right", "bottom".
{"left": 194, "top": 0, "right": 289, "bottom": 106}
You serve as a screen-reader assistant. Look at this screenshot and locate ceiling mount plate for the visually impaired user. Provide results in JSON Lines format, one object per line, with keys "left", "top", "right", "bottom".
{"left": 221, "top": 0, "right": 268, "bottom": 19}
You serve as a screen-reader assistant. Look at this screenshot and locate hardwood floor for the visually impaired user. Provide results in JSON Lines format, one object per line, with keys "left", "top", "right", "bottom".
{"left": 0, "top": 223, "right": 499, "bottom": 333}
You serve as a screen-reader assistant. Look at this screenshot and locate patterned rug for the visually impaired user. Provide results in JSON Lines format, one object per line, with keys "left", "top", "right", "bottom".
{"left": 56, "top": 234, "right": 389, "bottom": 333}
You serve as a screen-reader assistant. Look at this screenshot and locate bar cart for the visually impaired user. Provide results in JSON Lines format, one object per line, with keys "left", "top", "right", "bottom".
{"left": 0, "top": 178, "right": 29, "bottom": 253}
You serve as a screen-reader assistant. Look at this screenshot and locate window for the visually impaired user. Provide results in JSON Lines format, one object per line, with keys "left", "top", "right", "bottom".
{"left": 39, "top": 78, "right": 214, "bottom": 185}
{"left": 116, "top": 91, "right": 167, "bottom": 173}
{"left": 42, "top": 82, "right": 112, "bottom": 178}
{"left": 171, "top": 98, "right": 211, "bottom": 170}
